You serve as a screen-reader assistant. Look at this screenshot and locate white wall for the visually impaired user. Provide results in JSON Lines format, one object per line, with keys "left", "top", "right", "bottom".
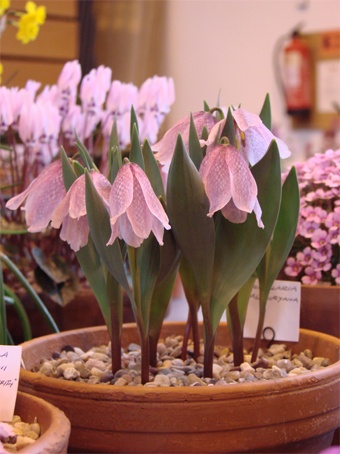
{"left": 164, "top": 0, "right": 340, "bottom": 164}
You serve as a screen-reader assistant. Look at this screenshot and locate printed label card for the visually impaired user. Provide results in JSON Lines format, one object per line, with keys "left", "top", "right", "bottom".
{"left": 0, "top": 345, "right": 22, "bottom": 422}
{"left": 244, "top": 280, "right": 301, "bottom": 342}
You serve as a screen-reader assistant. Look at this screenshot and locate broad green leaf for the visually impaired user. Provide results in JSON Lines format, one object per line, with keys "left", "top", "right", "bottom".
{"left": 188, "top": 113, "right": 204, "bottom": 170}
{"left": 167, "top": 134, "right": 215, "bottom": 302}
{"left": 148, "top": 262, "right": 179, "bottom": 347}
{"left": 142, "top": 140, "right": 164, "bottom": 198}
{"left": 84, "top": 171, "right": 132, "bottom": 301}
{"left": 259, "top": 93, "right": 271, "bottom": 130}
{"left": 257, "top": 166, "right": 300, "bottom": 295}
{"left": 210, "top": 142, "right": 282, "bottom": 332}
{"left": 235, "top": 273, "right": 257, "bottom": 328}
{"left": 136, "top": 235, "right": 160, "bottom": 329}
{"left": 76, "top": 239, "right": 110, "bottom": 328}
{"left": 179, "top": 254, "right": 201, "bottom": 313}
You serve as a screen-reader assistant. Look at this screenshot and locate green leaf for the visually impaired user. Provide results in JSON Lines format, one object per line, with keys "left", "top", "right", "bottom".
{"left": 108, "top": 146, "right": 122, "bottom": 184}
{"left": 130, "top": 105, "right": 139, "bottom": 138}
{"left": 75, "top": 134, "right": 97, "bottom": 170}
{"left": 221, "top": 107, "right": 236, "bottom": 146}
{"left": 179, "top": 254, "right": 201, "bottom": 312}
{"left": 203, "top": 100, "right": 210, "bottom": 112}
{"left": 129, "top": 124, "right": 145, "bottom": 170}
{"left": 167, "top": 134, "right": 215, "bottom": 303}
{"left": 107, "top": 115, "right": 123, "bottom": 183}
{"left": 259, "top": 93, "right": 271, "bottom": 130}
{"left": 0, "top": 252, "right": 59, "bottom": 334}
{"left": 210, "top": 141, "right": 282, "bottom": 332}
{"left": 257, "top": 165, "right": 300, "bottom": 293}
{"left": 61, "top": 147, "right": 78, "bottom": 190}
{"left": 84, "top": 171, "right": 132, "bottom": 300}
{"left": 76, "top": 239, "right": 111, "bottom": 328}
{"left": 188, "top": 113, "right": 204, "bottom": 170}
{"left": 235, "top": 274, "right": 257, "bottom": 328}
{"left": 136, "top": 235, "right": 160, "bottom": 330}
{"left": 4, "top": 284, "right": 32, "bottom": 341}
{"left": 142, "top": 140, "right": 164, "bottom": 198}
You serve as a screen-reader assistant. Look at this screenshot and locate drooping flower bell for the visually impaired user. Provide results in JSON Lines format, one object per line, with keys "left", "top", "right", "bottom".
{"left": 152, "top": 111, "right": 217, "bottom": 172}
{"left": 107, "top": 161, "right": 170, "bottom": 248}
{"left": 199, "top": 142, "right": 264, "bottom": 227}
{"left": 232, "top": 108, "right": 291, "bottom": 165}
{"left": 51, "top": 171, "right": 111, "bottom": 252}
{"left": 5, "top": 160, "right": 66, "bottom": 231}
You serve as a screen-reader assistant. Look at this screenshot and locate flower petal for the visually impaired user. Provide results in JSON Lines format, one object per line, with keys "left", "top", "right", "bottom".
{"left": 109, "top": 164, "right": 134, "bottom": 224}
{"left": 153, "top": 111, "right": 216, "bottom": 167}
{"left": 6, "top": 161, "right": 66, "bottom": 232}
{"left": 199, "top": 146, "right": 231, "bottom": 216}
{"left": 232, "top": 108, "right": 262, "bottom": 131}
{"left": 224, "top": 146, "right": 257, "bottom": 213}
{"left": 59, "top": 215, "right": 89, "bottom": 252}
{"left": 131, "top": 163, "right": 170, "bottom": 229}
{"left": 221, "top": 199, "right": 248, "bottom": 224}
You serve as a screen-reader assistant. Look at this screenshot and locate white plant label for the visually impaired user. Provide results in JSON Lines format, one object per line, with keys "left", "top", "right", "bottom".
{"left": 0, "top": 345, "right": 22, "bottom": 422}
{"left": 244, "top": 280, "right": 301, "bottom": 342}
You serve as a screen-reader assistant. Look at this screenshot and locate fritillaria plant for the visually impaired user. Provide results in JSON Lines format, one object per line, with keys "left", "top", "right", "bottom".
{"left": 6, "top": 95, "right": 299, "bottom": 383}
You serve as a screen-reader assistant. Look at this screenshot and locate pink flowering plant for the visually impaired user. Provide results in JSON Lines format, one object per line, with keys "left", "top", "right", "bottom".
{"left": 5, "top": 92, "right": 299, "bottom": 383}
{"left": 0, "top": 60, "right": 174, "bottom": 304}
{"left": 282, "top": 149, "right": 339, "bottom": 286}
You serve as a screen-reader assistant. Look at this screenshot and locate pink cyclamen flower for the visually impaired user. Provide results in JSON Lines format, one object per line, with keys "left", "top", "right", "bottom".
{"left": 5, "top": 161, "right": 66, "bottom": 232}
{"left": 199, "top": 143, "right": 264, "bottom": 228}
{"left": 152, "top": 111, "right": 217, "bottom": 172}
{"left": 107, "top": 162, "right": 170, "bottom": 248}
{"left": 232, "top": 108, "right": 291, "bottom": 165}
{"left": 51, "top": 171, "right": 111, "bottom": 252}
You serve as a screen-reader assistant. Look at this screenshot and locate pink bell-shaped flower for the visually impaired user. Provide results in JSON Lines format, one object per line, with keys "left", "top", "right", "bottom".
{"left": 107, "top": 162, "right": 170, "bottom": 248}
{"left": 232, "top": 108, "right": 291, "bottom": 165}
{"left": 152, "top": 111, "right": 217, "bottom": 172}
{"left": 51, "top": 171, "right": 111, "bottom": 252}
{"left": 199, "top": 143, "right": 264, "bottom": 228}
{"left": 5, "top": 160, "right": 66, "bottom": 231}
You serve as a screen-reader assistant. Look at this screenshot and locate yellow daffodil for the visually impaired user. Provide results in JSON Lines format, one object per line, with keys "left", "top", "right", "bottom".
{"left": 0, "top": 0, "right": 10, "bottom": 17}
{"left": 16, "top": 1, "right": 46, "bottom": 44}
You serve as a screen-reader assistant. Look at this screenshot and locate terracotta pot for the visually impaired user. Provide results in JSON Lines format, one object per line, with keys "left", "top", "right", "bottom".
{"left": 300, "top": 285, "right": 340, "bottom": 338}
{"left": 19, "top": 323, "right": 340, "bottom": 453}
{"left": 12, "top": 391, "right": 71, "bottom": 454}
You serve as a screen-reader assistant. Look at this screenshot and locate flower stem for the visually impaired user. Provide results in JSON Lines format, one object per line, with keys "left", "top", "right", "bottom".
{"left": 228, "top": 296, "right": 244, "bottom": 366}
{"left": 140, "top": 336, "right": 150, "bottom": 385}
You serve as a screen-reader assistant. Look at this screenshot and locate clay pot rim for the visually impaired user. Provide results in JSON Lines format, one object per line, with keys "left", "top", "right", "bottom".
{"left": 19, "top": 323, "right": 340, "bottom": 401}
{"left": 16, "top": 391, "right": 71, "bottom": 454}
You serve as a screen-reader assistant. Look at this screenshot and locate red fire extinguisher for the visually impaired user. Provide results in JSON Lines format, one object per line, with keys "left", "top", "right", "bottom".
{"left": 282, "top": 31, "right": 313, "bottom": 116}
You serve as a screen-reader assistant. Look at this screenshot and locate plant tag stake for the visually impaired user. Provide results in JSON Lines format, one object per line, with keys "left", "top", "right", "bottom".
{"left": 244, "top": 280, "right": 301, "bottom": 342}
{"left": 0, "top": 345, "right": 22, "bottom": 422}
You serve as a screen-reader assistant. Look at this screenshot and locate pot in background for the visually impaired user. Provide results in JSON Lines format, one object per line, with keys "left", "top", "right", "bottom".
{"left": 11, "top": 391, "right": 71, "bottom": 454}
